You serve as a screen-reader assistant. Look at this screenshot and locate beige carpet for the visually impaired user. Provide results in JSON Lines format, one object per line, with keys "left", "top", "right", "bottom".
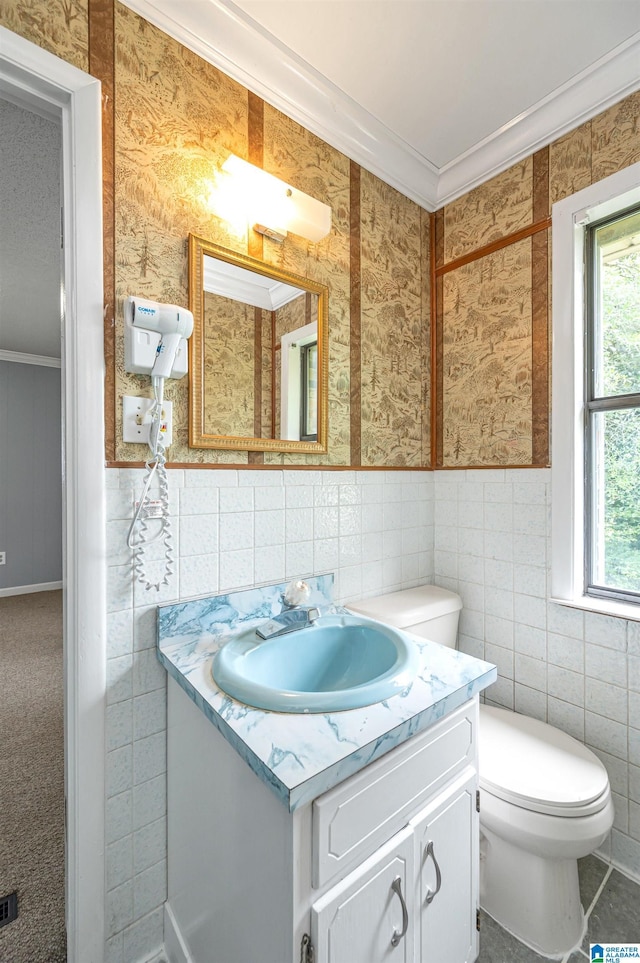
{"left": 0, "top": 590, "right": 66, "bottom": 963}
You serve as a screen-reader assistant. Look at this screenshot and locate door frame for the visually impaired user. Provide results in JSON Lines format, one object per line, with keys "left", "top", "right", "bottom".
{"left": 0, "top": 27, "right": 106, "bottom": 963}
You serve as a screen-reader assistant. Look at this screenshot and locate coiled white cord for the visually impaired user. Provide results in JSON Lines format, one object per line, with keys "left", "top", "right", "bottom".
{"left": 127, "top": 377, "right": 174, "bottom": 591}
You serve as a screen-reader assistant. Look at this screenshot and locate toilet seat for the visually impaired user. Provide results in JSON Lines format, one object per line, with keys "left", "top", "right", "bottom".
{"left": 479, "top": 706, "right": 610, "bottom": 817}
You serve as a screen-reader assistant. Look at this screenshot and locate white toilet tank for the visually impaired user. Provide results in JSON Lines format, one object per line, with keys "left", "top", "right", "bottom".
{"left": 346, "top": 585, "right": 462, "bottom": 647}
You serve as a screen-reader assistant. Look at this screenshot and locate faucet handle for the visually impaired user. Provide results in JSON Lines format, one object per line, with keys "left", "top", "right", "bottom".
{"left": 283, "top": 579, "right": 311, "bottom": 607}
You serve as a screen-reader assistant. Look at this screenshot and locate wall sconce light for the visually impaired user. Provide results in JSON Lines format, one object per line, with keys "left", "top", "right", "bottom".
{"left": 219, "top": 154, "right": 331, "bottom": 243}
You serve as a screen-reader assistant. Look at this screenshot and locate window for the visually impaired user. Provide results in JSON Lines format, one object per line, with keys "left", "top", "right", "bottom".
{"left": 299, "top": 340, "right": 318, "bottom": 442}
{"left": 280, "top": 321, "right": 318, "bottom": 441}
{"left": 552, "top": 161, "right": 640, "bottom": 615}
{"left": 585, "top": 207, "right": 640, "bottom": 601}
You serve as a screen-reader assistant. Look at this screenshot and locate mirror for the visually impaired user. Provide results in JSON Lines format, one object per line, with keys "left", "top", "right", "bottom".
{"left": 188, "top": 234, "right": 328, "bottom": 453}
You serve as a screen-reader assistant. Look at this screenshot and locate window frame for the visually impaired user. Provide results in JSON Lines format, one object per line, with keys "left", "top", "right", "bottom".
{"left": 551, "top": 160, "right": 640, "bottom": 618}
{"left": 299, "top": 339, "right": 318, "bottom": 442}
{"left": 584, "top": 205, "right": 640, "bottom": 602}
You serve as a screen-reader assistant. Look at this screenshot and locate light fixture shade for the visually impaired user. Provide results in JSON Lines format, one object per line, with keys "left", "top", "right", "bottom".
{"left": 286, "top": 187, "right": 332, "bottom": 242}
{"left": 221, "top": 154, "right": 331, "bottom": 242}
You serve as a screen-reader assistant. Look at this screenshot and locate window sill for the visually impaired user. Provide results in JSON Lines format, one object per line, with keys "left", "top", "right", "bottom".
{"left": 549, "top": 594, "right": 640, "bottom": 623}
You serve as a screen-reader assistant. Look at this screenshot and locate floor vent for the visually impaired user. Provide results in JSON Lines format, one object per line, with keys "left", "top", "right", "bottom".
{"left": 0, "top": 892, "right": 18, "bottom": 928}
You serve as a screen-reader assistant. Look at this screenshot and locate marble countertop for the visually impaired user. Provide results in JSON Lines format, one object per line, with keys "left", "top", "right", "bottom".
{"left": 157, "top": 576, "right": 496, "bottom": 811}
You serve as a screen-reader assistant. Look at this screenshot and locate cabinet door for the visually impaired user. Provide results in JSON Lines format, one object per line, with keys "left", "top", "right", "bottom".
{"left": 411, "top": 769, "right": 478, "bottom": 963}
{"left": 311, "top": 826, "right": 414, "bottom": 963}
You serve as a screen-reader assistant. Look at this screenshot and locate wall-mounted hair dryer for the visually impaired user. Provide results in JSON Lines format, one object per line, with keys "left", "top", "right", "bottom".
{"left": 125, "top": 296, "right": 194, "bottom": 379}
{"left": 124, "top": 295, "right": 194, "bottom": 592}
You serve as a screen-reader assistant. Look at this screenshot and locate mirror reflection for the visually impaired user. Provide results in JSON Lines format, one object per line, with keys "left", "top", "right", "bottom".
{"left": 188, "top": 235, "right": 328, "bottom": 453}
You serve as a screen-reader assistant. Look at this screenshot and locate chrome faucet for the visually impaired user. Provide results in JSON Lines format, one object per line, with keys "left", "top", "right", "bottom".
{"left": 256, "top": 580, "right": 321, "bottom": 640}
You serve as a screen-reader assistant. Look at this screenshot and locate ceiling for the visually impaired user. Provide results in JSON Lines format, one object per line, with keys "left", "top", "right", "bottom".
{"left": 124, "top": 0, "right": 640, "bottom": 208}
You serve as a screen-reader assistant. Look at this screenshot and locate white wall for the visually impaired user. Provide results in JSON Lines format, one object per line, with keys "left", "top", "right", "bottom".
{"left": 0, "top": 360, "right": 62, "bottom": 590}
{"left": 433, "top": 467, "right": 640, "bottom": 882}
{"left": 103, "top": 465, "right": 434, "bottom": 961}
{"left": 0, "top": 97, "right": 63, "bottom": 594}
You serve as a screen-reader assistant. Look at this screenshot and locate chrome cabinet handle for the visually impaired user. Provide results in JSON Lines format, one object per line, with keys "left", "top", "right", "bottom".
{"left": 390, "top": 876, "right": 409, "bottom": 947}
{"left": 424, "top": 840, "right": 442, "bottom": 905}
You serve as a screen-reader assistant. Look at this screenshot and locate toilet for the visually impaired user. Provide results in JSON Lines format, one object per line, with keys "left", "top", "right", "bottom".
{"left": 346, "top": 586, "right": 614, "bottom": 959}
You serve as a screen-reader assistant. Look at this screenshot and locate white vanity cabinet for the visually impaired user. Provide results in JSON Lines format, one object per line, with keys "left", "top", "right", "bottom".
{"left": 311, "top": 770, "right": 478, "bottom": 963}
{"left": 411, "top": 769, "right": 478, "bottom": 963}
{"left": 165, "top": 679, "right": 480, "bottom": 963}
{"left": 312, "top": 826, "right": 416, "bottom": 963}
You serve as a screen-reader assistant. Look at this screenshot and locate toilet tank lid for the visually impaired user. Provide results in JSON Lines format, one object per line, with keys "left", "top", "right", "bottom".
{"left": 346, "top": 585, "right": 462, "bottom": 629}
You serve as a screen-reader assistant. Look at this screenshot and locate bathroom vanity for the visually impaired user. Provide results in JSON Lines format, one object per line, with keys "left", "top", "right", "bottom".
{"left": 158, "top": 578, "right": 496, "bottom": 963}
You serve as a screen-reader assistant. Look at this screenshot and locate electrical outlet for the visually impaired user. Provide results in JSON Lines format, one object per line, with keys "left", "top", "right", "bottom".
{"left": 122, "top": 396, "right": 173, "bottom": 446}
{"left": 0, "top": 552, "right": 5, "bottom": 565}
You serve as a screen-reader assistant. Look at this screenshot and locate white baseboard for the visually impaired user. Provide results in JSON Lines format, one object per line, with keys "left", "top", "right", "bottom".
{"left": 164, "top": 902, "right": 194, "bottom": 963}
{"left": 0, "top": 580, "right": 63, "bottom": 598}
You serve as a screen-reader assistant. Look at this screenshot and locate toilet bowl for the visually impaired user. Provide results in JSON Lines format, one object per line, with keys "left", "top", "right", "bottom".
{"left": 347, "top": 586, "right": 614, "bottom": 959}
{"left": 478, "top": 705, "right": 613, "bottom": 957}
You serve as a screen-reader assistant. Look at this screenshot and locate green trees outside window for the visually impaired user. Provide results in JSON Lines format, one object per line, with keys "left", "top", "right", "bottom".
{"left": 587, "top": 209, "right": 640, "bottom": 597}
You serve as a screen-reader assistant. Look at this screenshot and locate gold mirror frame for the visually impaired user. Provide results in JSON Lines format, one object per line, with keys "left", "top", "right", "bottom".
{"left": 188, "top": 233, "right": 329, "bottom": 453}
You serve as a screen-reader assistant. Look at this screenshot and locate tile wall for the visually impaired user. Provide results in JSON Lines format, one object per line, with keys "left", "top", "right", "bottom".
{"left": 103, "top": 463, "right": 640, "bottom": 962}
{"left": 104, "top": 466, "right": 434, "bottom": 961}
{"left": 433, "top": 468, "right": 640, "bottom": 883}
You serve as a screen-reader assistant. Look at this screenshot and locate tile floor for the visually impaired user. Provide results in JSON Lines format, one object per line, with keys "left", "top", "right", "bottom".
{"left": 478, "top": 855, "right": 640, "bottom": 962}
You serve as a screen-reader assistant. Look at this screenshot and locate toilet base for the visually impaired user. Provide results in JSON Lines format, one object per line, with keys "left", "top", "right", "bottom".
{"left": 480, "top": 826, "right": 585, "bottom": 958}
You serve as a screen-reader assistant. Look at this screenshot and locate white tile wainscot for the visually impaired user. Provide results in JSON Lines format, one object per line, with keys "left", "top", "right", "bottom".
{"left": 158, "top": 577, "right": 495, "bottom": 963}
{"left": 104, "top": 467, "right": 435, "bottom": 962}
{"left": 433, "top": 467, "right": 640, "bottom": 883}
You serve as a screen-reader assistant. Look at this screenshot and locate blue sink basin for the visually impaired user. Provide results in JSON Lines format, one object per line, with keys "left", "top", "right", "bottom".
{"left": 212, "top": 614, "right": 419, "bottom": 713}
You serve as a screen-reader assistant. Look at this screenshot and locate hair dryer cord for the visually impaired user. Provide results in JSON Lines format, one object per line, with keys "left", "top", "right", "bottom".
{"left": 127, "top": 377, "right": 174, "bottom": 592}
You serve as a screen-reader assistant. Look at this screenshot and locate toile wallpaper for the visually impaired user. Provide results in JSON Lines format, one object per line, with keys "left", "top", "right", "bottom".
{"left": 443, "top": 157, "right": 533, "bottom": 263}
{"left": 113, "top": 3, "right": 251, "bottom": 463}
{"left": 442, "top": 239, "right": 532, "bottom": 465}
{"left": 273, "top": 292, "right": 308, "bottom": 343}
{"left": 203, "top": 293, "right": 259, "bottom": 439}
{"left": 360, "top": 168, "right": 427, "bottom": 466}
{"left": 437, "top": 90, "right": 640, "bottom": 467}
{"left": 1, "top": 0, "right": 640, "bottom": 471}
{"left": 202, "top": 290, "right": 316, "bottom": 442}
{"left": 109, "top": 5, "right": 432, "bottom": 467}
{"left": 0, "top": 0, "right": 87, "bottom": 70}
{"left": 261, "top": 104, "right": 354, "bottom": 466}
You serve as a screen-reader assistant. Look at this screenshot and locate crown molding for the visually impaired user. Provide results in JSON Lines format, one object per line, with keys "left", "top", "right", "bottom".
{"left": 120, "top": 1, "right": 640, "bottom": 212}
{"left": 0, "top": 348, "right": 61, "bottom": 366}
{"left": 119, "top": 0, "right": 439, "bottom": 208}
{"left": 203, "top": 258, "right": 303, "bottom": 310}
{"left": 436, "top": 31, "right": 640, "bottom": 207}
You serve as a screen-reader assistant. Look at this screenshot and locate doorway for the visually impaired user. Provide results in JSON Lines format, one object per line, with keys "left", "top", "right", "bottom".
{"left": 0, "top": 26, "right": 107, "bottom": 963}
{"left": 0, "top": 91, "right": 65, "bottom": 960}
